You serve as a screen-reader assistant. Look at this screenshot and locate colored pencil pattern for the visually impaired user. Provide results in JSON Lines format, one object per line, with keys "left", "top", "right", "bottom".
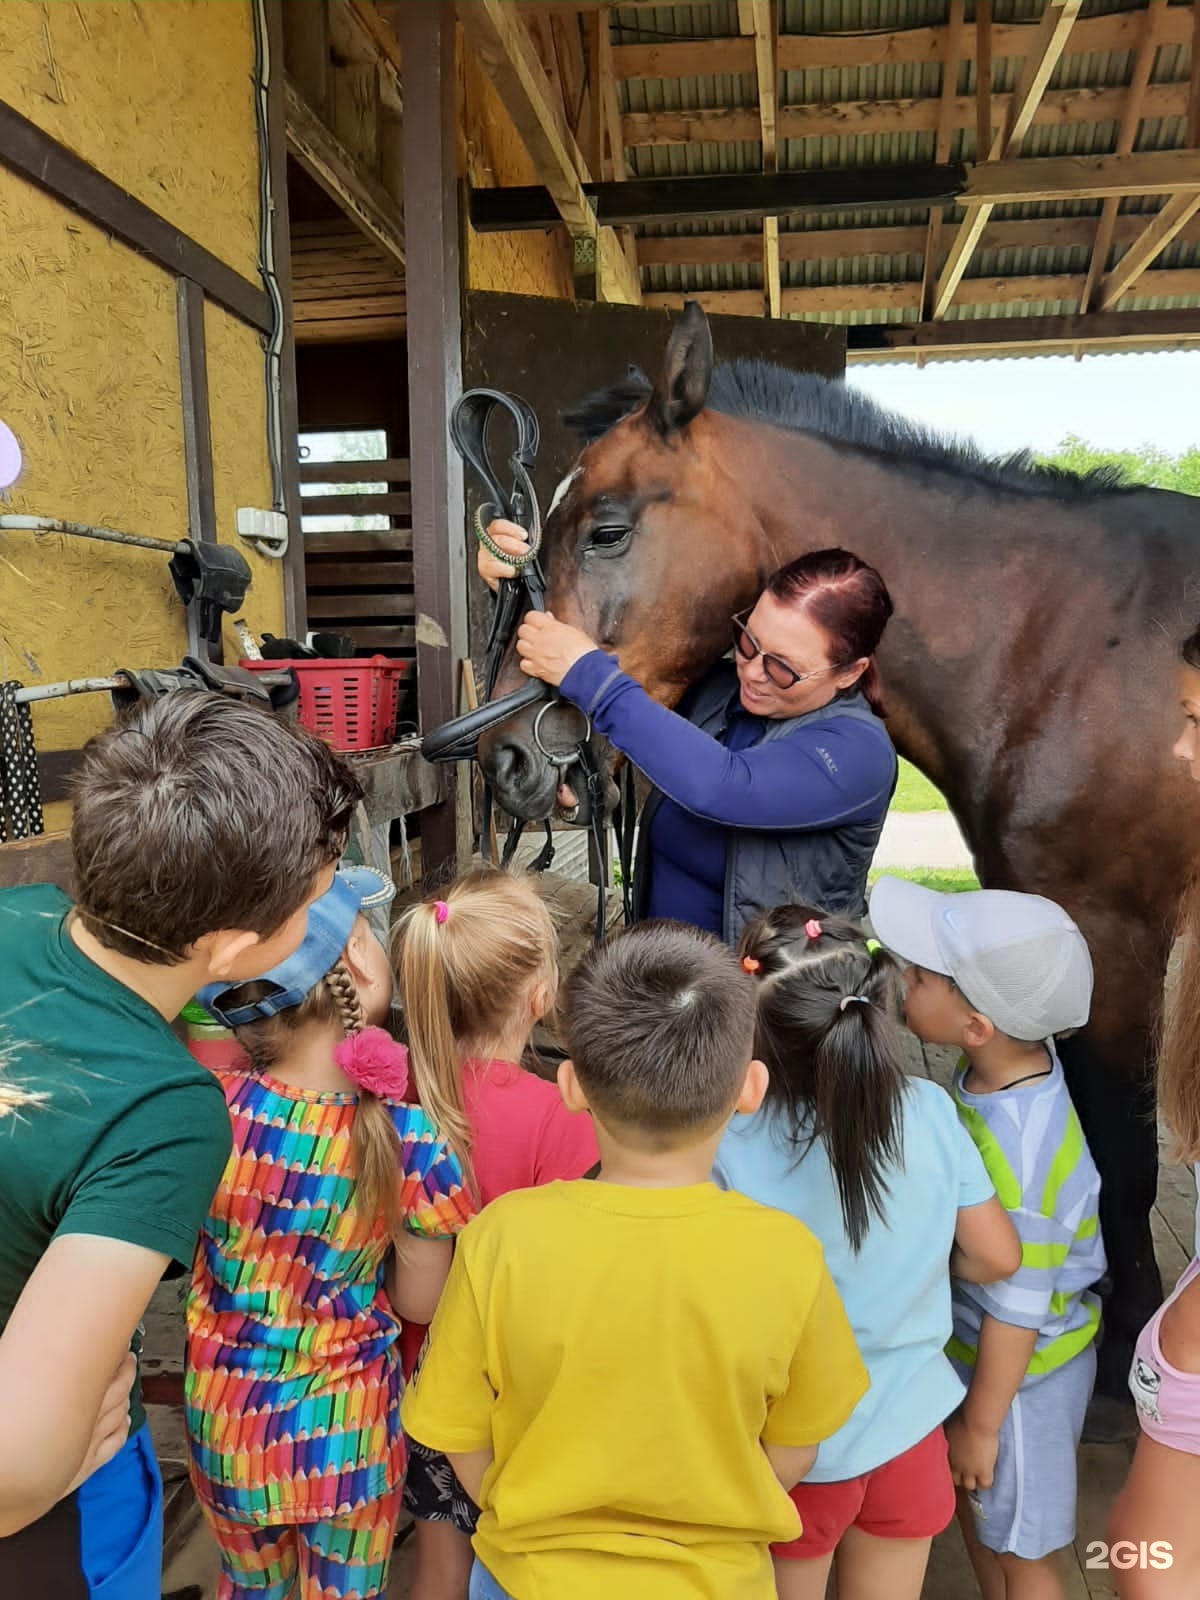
{"left": 186, "top": 1069, "right": 472, "bottom": 1525}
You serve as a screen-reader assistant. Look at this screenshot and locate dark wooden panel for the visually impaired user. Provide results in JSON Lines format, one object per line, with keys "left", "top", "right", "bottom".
{"left": 305, "top": 559, "right": 413, "bottom": 586}
{"left": 307, "top": 593, "right": 415, "bottom": 619}
{"left": 0, "top": 833, "right": 73, "bottom": 892}
{"left": 300, "top": 491, "right": 412, "bottom": 517}
{"left": 0, "top": 101, "right": 270, "bottom": 331}
{"left": 36, "top": 748, "right": 84, "bottom": 806}
{"left": 295, "top": 340, "right": 409, "bottom": 434}
{"left": 303, "top": 529, "right": 413, "bottom": 555}
{"left": 300, "top": 458, "right": 410, "bottom": 483}
{"left": 340, "top": 624, "right": 416, "bottom": 648}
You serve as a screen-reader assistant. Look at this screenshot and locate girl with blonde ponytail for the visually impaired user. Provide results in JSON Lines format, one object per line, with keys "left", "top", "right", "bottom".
{"left": 183, "top": 866, "right": 472, "bottom": 1600}
{"left": 393, "top": 866, "right": 599, "bottom": 1600}
{"left": 714, "top": 904, "right": 1018, "bottom": 1600}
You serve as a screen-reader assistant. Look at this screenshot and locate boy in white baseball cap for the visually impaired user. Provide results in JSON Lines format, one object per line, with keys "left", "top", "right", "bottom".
{"left": 869, "top": 877, "right": 1105, "bottom": 1600}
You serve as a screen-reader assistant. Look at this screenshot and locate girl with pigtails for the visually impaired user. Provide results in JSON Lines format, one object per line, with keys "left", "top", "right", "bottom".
{"left": 713, "top": 905, "right": 1020, "bottom": 1600}
{"left": 184, "top": 866, "right": 473, "bottom": 1600}
{"left": 391, "top": 868, "right": 599, "bottom": 1600}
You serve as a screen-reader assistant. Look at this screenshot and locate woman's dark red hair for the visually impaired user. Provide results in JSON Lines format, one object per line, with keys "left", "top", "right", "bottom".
{"left": 765, "top": 547, "right": 894, "bottom": 717}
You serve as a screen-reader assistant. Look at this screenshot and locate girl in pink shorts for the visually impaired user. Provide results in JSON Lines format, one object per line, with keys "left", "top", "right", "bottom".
{"left": 1108, "top": 620, "right": 1200, "bottom": 1599}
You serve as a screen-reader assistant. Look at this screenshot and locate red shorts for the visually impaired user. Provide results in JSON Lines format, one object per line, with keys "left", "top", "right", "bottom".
{"left": 773, "top": 1425, "right": 956, "bottom": 1560}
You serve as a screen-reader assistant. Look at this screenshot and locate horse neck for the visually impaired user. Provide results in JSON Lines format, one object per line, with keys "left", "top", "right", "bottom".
{"left": 716, "top": 418, "right": 1034, "bottom": 796}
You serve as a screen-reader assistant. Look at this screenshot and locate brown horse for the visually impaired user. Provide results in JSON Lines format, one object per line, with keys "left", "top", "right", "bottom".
{"left": 478, "top": 303, "right": 1200, "bottom": 1396}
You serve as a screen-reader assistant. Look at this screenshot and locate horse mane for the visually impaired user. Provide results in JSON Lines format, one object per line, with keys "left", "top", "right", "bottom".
{"left": 562, "top": 357, "right": 1134, "bottom": 500}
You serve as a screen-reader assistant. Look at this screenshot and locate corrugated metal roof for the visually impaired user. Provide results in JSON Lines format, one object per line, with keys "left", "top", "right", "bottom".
{"left": 612, "top": 0, "right": 1199, "bottom": 353}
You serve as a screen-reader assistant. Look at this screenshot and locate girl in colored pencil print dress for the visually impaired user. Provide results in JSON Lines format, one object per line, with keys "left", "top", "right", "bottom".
{"left": 184, "top": 866, "right": 473, "bottom": 1600}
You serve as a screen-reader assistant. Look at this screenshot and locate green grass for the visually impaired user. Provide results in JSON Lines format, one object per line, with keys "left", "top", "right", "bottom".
{"left": 890, "top": 759, "right": 948, "bottom": 814}
{"left": 868, "top": 865, "right": 981, "bottom": 895}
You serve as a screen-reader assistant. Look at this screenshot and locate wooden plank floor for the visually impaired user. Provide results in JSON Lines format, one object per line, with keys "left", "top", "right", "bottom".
{"left": 161, "top": 1038, "right": 1195, "bottom": 1600}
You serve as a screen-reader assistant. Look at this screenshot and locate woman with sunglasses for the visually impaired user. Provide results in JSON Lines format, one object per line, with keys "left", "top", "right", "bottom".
{"left": 479, "top": 523, "right": 897, "bottom": 944}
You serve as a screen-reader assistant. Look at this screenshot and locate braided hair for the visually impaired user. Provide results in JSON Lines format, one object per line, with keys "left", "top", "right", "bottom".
{"left": 229, "top": 951, "right": 403, "bottom": 1239}
{"left": 738, "top": 905, "right": 908, "bottom": 1251}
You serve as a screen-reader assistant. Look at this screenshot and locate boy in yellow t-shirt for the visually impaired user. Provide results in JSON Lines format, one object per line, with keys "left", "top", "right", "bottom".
{"left": 401, "top": 921, "right": 868, "bottom": 1600}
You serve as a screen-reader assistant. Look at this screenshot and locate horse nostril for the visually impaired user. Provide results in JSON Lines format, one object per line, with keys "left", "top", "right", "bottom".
{"left": 490, "top": 738, "right": 528, "bottom": 791}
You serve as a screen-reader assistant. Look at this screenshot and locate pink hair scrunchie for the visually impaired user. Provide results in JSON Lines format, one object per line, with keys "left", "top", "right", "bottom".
{"left": 804, "top": 918, "right": 823, "bottom": 940}
{"left": 333, "top": 1027, "right": 409, "bottom": 1098}
{"left": 433, "top": 900, "right": 450, "bottom": 924}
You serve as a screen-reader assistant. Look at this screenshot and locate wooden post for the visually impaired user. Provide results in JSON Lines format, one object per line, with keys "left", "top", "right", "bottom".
{"left": 397, "top": 1, "right": 469, "bottom": 881}
{"left": 264, "top": 0, "right": 308, "bottom": 638}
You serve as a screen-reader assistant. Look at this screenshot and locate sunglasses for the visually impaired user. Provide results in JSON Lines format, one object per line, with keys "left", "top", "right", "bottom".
{"left": 731, "top": 611, "right": 842, "bottom": 691}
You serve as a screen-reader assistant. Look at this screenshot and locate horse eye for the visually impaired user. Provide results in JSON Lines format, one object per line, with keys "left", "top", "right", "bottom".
{"left": 588, "top": 523, "right": 631, "bottom": 550}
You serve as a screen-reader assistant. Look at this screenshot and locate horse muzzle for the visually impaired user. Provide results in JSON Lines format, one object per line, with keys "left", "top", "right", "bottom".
{"left": 479, "top": 699, "right": 610, "bottom": 824}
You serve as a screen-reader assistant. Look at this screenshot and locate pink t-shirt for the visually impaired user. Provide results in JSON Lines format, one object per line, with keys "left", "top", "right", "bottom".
{"left": 399, "top": 1057, "right": 598, "bottom": 1376}
{"left": 461, "top": 1057, "right": 599, "bottom": 1205}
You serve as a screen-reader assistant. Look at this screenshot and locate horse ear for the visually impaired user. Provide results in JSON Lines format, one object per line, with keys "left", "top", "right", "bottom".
{"left": 647, "top": 301, "right": 713, "bottom": 437}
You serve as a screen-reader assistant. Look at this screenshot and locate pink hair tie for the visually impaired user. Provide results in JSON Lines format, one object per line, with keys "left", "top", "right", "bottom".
{"left": 433, "top": 900, "right": 450, "bottom": 924}
{"left": 334, "top": 1027, "right": 409, "bottom": 1098}
{"left": 804, "top": 919, "right": 823, "bottom": 941}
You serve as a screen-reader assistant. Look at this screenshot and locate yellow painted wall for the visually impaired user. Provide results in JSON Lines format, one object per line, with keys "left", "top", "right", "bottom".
{"left": 460, "top": 44, "right": 573, "bottom": 300}
{"left": 0, "top": 2, "right": 284, "bottom": 831}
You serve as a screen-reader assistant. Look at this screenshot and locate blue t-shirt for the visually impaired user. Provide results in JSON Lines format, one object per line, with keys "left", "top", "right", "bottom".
{"left": 713, "top": 1075, "right": 995, "bottom": 1481}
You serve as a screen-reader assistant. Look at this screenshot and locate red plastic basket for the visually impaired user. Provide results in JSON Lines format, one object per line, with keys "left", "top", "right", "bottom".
{"left": 240, "top": 657, "right": 410, "bottom": 752}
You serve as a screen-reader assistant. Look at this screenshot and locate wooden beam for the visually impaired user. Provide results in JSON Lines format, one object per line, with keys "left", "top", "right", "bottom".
{"left": 935, "top": 0, "right": 1082, "bottom": 319}
{"left": 936, "top": 0, "right": 966, "bottom": 163}
{"left": 0, "top": 100, "right": 269, "bottom": 332}
{"left": 976, "top": 0, "right": 992, "bottom": 160}
{"left": 634, "top": 210, "right": 1200, "bottom": 267}
{"left": 846, "top": 306, "right": 1200, "bottom": 361}
{"left": 920, "top": 210, "right": 944, "bottom": 322}
{"left": 265, "top": 0, "right": 307, "bottom": 638}
{"left": 738, "top": 0, "right": 779, "bottom": 317}
{"left": 452, "top": 0, "right": 640, "bottom": 303}
{"left": 1096, "top": 191, "right": 1200, "bottom": 308}
{"left": 643, "top": 267, "right": 1200, "bottom": 317}
{"left": 395, "top": 1, "right": 467, "bottom": 876}
{"left": 619, "top": 82, "right": 1189, "bottom": 148}
{"left": 611, "top": 8, "right": 1192, "bottom": 78}
{"left": 1190, "top": 0, "right": 1200, "bottom": 148}
{"left": 175, "top": 277, "right": 217, "bottom": 660}
{"left": 1080, "top": 0, "right": 1165, "bottom": 313}
{"left": 284, "top": 78, "right": 406, "bottom": 266}
{"left": 470, "top": 149, "right": 1200, "bottom": 231}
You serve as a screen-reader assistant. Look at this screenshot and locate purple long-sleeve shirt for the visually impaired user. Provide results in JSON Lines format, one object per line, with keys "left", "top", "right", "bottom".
{"left": 559, "top": 650, "right": 896, "bottom": 934}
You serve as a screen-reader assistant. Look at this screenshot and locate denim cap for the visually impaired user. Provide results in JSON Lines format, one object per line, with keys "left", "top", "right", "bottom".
{"left": 196, "top": 864, "right": 395, "bottom": 1029}
{"left": 868, "top": 876, "right": 1093, "bottom": 1042}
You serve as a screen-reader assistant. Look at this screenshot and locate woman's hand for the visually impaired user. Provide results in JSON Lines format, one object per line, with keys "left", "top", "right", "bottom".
{"left": 477, "top": 519, "right": 533, "bottom": 592}
{"left": 515, "top": 611, "right": 598, "bottom": 688}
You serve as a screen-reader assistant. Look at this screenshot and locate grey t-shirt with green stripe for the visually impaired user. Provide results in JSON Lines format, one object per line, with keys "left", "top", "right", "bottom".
{"left": 948, "top": 1050, "right": 1105, "bottom": 1382}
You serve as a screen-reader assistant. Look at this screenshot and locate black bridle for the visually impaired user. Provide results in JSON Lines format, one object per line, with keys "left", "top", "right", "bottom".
{"left": 422, "top": 389, "right": 634, "bottom": 943}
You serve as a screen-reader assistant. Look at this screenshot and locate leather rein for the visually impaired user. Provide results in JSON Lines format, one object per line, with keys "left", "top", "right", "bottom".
{"left": 421, "top": 389, "right": 634, "bottom": 943}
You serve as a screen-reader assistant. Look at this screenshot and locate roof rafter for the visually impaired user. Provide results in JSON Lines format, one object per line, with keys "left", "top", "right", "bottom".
{"left": 452, "top": 0, "right": 640, "bottom": 304}
{"left": 1096, "top": 190, "right": 1200, "bottom": 308}
{"left": 1079, "top": 0, "right": 1166, "bottom": 314}
{"left": 933, "top": 0, "right": 1083, "bottom": 320}
{"left": 737, "top": 0, "right": 780, "bottom": 318}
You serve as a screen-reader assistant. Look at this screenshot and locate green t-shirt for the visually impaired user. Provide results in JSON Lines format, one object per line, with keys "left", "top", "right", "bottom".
{"left": 0, "top": 884, "right": 231, "bottom": 1431}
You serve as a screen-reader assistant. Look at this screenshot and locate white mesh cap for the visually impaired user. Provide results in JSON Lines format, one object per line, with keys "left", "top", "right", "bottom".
{"left": 868, "top": 877, "right": 1093, "bottom": 1042}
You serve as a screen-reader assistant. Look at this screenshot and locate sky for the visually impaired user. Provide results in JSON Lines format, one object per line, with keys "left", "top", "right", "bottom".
{"left": 848, "top": 349, "right": 1200, "bottom": 459}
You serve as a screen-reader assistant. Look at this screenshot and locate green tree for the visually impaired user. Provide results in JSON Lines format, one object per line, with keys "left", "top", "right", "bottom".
{"left": 1036, "top": 434, "right": 1200, "bottom": 496}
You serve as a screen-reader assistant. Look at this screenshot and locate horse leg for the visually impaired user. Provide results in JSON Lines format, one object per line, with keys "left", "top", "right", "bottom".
{"left": 1058, "top": 1028, "right": 1161, "bottom": 1403}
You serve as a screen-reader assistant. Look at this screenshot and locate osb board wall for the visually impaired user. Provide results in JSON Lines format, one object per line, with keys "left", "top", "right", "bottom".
{"left": 459, "top": 40, "right": 572, "bottom": 300}
{"left": 0, "top": 2, "right": 283, "bottom": 832}
{"left": 204, "top": 301, "right": 287, "bottom": 652}
{"left": 0, "top": 0, "right": 260, "bottom": 280}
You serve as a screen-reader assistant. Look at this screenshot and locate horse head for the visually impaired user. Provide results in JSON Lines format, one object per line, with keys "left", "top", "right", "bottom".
{"left": 478, "top": 305, "right": 765, "bottom": 822}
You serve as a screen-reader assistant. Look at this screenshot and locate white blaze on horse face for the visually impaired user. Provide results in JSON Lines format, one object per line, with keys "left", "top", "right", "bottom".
{"left": 548, "top": 467, "right": 581, "bottom": 520}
